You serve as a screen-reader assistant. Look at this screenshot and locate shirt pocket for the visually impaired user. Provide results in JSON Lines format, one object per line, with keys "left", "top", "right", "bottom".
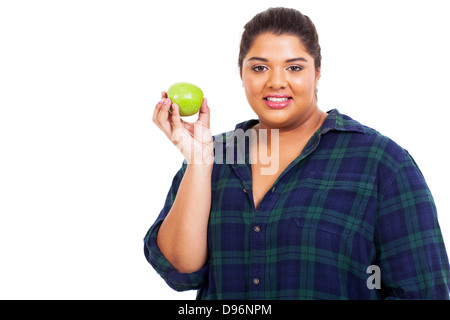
{"left": 289, "top": 171, "right": 376, "bottom": 238}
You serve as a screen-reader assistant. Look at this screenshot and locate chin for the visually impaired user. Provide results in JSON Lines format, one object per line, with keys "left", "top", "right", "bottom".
{"left": 256, "top": 109, "right": 296, "bottom": 129}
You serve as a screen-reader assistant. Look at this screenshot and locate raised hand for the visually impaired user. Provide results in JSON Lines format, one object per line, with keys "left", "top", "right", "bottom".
{"left": 153, "top": 92, "right": 213, "bottom": 165}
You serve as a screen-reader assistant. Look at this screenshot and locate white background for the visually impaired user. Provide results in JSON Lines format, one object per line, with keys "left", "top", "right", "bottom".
{"left": 1, "top": 0, "right": 449, "bottom": 299}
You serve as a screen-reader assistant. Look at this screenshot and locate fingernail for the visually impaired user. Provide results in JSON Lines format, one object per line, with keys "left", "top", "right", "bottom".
{"left": 164, "top": 99, "right": 171, "bottom": 105}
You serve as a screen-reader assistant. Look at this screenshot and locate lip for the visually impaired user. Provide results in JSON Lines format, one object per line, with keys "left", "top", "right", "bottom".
{"left": 264, "top": 94, "right": 291, "bottom": 98}
{"left": 263, "top": 94, "right": 292, "bottom": 109}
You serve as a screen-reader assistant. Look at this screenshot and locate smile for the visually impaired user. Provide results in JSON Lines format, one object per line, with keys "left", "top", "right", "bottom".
{"left": 265, "top": 97, "right": 290, "bottom": 102}
{"left": 263, "top": 96, "right": 292, "bottom": 109}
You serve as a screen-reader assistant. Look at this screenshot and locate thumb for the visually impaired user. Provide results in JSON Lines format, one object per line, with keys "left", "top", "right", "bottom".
{"left": 197, "top": 97, "right": 210, "bottom": 127}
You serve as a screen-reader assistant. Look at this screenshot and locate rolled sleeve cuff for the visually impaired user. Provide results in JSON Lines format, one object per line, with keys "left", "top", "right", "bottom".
{"left": 143, "top": 219, "right": 209, "bottom": 291}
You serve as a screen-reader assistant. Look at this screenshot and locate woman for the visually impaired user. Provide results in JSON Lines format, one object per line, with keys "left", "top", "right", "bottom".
{"left": 144, "top": 7, "right": 450, "bottom": 299}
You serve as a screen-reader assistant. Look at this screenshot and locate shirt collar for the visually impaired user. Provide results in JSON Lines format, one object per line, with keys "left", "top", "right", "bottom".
{"left": 234, "top": 109, "right": 366, "bottom": 134}
{"left": 321, "top": 109, "right": 366, "bottom": 134}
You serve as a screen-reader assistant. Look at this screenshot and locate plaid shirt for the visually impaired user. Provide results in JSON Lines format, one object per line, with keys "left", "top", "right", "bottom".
{"left": 144, "top": 109, "right": 450, "bottom": 299}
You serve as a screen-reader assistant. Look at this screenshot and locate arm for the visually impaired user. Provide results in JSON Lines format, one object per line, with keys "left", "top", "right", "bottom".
{"left": 152, "top": 92, "right": 214, "bottom": 273}
{"left": 375, "top": 152, "right": 450, "bottom": 299}
{"left": 157, "top": 163, "right": 212, "bottom": 273}
{"left": 143, "top": 164, "right": 209, "bottom": 291}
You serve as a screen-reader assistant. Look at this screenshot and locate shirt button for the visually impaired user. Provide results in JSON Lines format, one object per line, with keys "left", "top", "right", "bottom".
{"left": 253, "top": 278, "right": 260, "bottom": 285}
{"left": 243, "top": 188, "right": 247, "bottom": 193}
{"left": 253, "top": 225, "right": 261, "bottom": 233}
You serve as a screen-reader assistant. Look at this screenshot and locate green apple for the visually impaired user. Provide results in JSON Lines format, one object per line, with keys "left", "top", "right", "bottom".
{"left": 167, "top": 82, "right": 203, "bottom": 116}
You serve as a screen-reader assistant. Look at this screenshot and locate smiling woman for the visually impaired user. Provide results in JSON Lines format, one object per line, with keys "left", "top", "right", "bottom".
{"left": 239, "top": 8, "right": 323, "bottom": 133}
{"left": 145, "top": 7, "right": 450, "bottom": 300}
{"left": 241, "top": 33, "right": 324, "bottom": 132}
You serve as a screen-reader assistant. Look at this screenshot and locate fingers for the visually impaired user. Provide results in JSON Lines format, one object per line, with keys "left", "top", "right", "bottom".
{"left": 152, "top": 91, "right": 169, "bottom": 125}
{"left": 152, "top": 97, "right": 166, "bottom": 124}
{"left": 153, "top": 97, "right": 173, "bottom": 138}
{"left": 159, "top": 98, "right": 173, "bottom": 130}
{"left": 153, "top": 93, "right": 210, "bottom": 149}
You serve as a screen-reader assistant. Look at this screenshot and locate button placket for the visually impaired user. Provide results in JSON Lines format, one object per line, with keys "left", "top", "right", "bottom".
{"left": 249, "top": 222, "right": 265, "bottom": 298}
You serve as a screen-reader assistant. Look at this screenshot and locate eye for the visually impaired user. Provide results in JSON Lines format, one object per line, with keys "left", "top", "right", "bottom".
{"left": 287, "top": 65, "right": 303, "bottom": 72}
{"left": 252, "top": 65, "right": 268, "bottom": 72}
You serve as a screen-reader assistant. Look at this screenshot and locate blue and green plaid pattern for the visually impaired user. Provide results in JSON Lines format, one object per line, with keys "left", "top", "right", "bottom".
{"left": 144, "top": 109, "right": 450, "bottom": 299}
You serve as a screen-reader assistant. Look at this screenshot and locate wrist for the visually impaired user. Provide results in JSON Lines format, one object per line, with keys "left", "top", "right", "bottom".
{"left": 184, "top": 142, "right": 214, "bottom": 167}
{"left": 186, "top": 162, "right": 214, "bottom": 171}
{"left": 185, "top": 162, "right": 214, "bottom": 181}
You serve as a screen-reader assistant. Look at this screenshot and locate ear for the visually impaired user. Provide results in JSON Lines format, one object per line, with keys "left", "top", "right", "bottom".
{"left": 314, "top": 67, "right": 321, "bottom": 88}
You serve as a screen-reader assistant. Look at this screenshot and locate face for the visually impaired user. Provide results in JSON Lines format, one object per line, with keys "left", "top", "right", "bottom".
{"left": 241, "top": 33, "right": 321, "bottom": 130}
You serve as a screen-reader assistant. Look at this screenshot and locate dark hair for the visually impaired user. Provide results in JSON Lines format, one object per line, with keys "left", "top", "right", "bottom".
{"left": 238, "top": 7, "right": 321, "bottom": 74}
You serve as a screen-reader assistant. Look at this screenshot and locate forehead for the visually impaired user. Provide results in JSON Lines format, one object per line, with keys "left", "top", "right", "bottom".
{"left": 246, "top": 32, "right": 311, "bottom": 61}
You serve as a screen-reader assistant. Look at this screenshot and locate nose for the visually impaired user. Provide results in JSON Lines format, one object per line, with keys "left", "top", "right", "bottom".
{"left": 267, "top": 68, "right": 288, "bottom": 89}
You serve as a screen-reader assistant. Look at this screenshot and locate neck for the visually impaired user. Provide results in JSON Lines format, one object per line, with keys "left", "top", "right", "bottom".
{"left": 256, "top": 106, "right": 327, "bottom": 149}
{"left": 249, "top": 106, "right": 327, "bottom": 177}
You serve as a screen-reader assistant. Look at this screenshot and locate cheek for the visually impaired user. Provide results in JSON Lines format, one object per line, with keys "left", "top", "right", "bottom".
{"left": 243, "top": 78, "right": 264, "bottom": 100}
{"left": 291, "top": 75, "right": 316, "bottom": 95}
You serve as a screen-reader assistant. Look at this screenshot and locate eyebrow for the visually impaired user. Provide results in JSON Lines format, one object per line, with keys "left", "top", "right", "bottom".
{"left": 247, "top": 57, "right": 308, "bottom": 63}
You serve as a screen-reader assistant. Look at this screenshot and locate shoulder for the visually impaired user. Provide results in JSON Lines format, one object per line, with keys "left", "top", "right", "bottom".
{"left": 321, "top": 109, "right": 424, "bottom": 195}
{"left": 324, "top": 109, "right": 409, "bottom": 167}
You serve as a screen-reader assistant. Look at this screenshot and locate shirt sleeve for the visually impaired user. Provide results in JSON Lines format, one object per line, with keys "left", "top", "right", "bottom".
{"left": 143, "top": 163, "right": 209, "bottom": 292}
{"left": 375, "top": 152, "right": 450, "bottom": 299}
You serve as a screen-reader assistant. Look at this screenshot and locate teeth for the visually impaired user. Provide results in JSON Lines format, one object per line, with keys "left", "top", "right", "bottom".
{"left": 266, "top": 97, "right": 289, "bottom": 102}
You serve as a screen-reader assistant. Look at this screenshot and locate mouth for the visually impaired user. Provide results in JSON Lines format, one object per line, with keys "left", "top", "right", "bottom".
{"left": 263, "top": 95, "right": 292, "bottom": 109}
